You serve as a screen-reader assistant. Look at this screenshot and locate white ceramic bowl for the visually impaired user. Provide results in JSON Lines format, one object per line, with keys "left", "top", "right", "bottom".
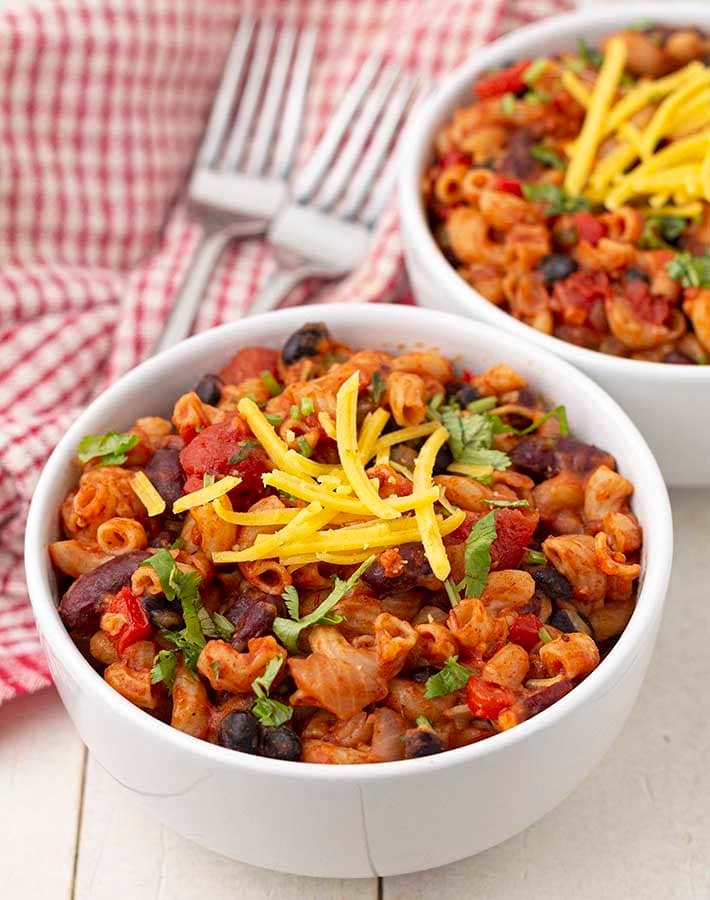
{"left": 399, "top": 4, "right": 710, "bottom": 486}
{"left": 25, "top": 305, "right": 672, "bottom": 877}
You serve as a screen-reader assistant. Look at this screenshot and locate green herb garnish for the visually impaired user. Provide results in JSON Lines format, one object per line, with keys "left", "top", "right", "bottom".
{"left": 483, "top": 498, "right": 530, "bottom": 509}
{"left": 441, "top": 409, "right": 511, "bottom": 471}
{"left": 523, "top": 549, "right": 546, "bottom": 566}
{"left": 370, "top": 370, "right": 387, "bottom": 405}
{"left": 265, "top": 412, "right": 284, "bottom": 428}
{"left": 444, "top": 576, "right": 463, "bottom": 608}
{"left": 516, "top": 405, "right": 569, "bottom": 437}
{"left": 260, "top": 370, "right": 282, "bottom": 397}
{"left": 639, "top": 215, "right": 688, "bottom": 250}
{"left": 523, "top": 90, "right": 551, "bottom": 105}
{"left": 466, "top": 396, "right": 497, "bottom": 414}
{"left": 523, "top": 183, "right": 591, "bottom": 216}
{"left": 424, "top": 657, "right": 471, "bottom": 699}
{"left": 667, "top": 252, "right": 710, "bottom": 288}
{"left": 77, "top": 431, "right": 139, "bottom": 466}
{"left": 460, "top": 510, "right": 497, "bottom": 599}
{"left": 150, "top": 649, "right": 178, "bottom": 691}
{"left": 289, "top": 403, "right": 301, "bottom": 421}
{"left": 539, "top": 626, "right": 554, "bottom": 644}
{"left": 416, "top": 715, "right": 433, "bottom": 729}
{"left": 141, "top": 549, "right": 205, "bottom": 655}
{"left": 297, "top": 437, "right": 313, "bottom": 458}
{"left": 500, "top": 92, "right": 516, "bottom": 116}
{"left": 273, "top": 556, "right": 375, "bottom": 653}
{"left": 523, "top": 58, "right": 548, "bottom": 86}
{"left": 229, "top": 439, "right": 261, "bottom": 465}
{"left": 300, "top": 396, "right": 315, "bottom": 417}
{"left": 251, "top": 655, "right": 293, "bottom": 727}
{"left": 531, "top": 144, "right": 565, "bottom": 170}
{"left": 577, "top": 37, "right": 602, "bottom": 68}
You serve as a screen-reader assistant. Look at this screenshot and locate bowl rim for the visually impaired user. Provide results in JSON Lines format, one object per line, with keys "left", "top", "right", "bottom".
{"left": 398, "top": 2, "right": 710, "bottom": 382}
{"left": 25, "top": 303, "right": 673, "bottom": 781}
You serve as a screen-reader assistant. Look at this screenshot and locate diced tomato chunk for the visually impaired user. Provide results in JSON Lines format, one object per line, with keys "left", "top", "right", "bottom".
{"left": 474, "top": 60, "right": 532, "bottom": 99}
{"left": 573, "top": 212, "right": 606, "bottom": 246}
{"left": 219, "top": 346, "right": 279, "bottom": 385}
{"left": 466, "top": 676, "right": 516, "bottom": 719}
{"left": 494, "top": 175, "right": 523, "bottom": 197}
{"left": 440, "top": 150, "right": 471, "bottom": 168}
{"left": 106, "top": 587, "right": 151, "bottom": 655}
{"left": 624, "top": 278, "right": 670, "bottom": 326}
{"left": 552, "top": 270, "right": 611, "bottom": 327}
{"left": 490, "top": 507, "right": 539, "bottom": 571}
{"left": 508, "top": 613, "right": 543, "bottom": 651}
{"left": 180, "top": 418, "right": 271, "bottom": 507}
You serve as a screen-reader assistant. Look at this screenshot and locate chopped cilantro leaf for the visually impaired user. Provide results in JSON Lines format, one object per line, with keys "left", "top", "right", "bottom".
{"left": 265, "top": 412, "right": 284, "bottom": 427}
{"left": 77, "top": 431, "right": 139, "bottom": 466}
{"left": 416, "top": 715, "right": 433, "bottom": 729}
{"left": 523, "top": 58, "right": 547, "bottom": 86}
{"left": 667, "top": 252, "right": 710, "bottom": 288}
{"left": 500, "top": 92, "right": 516, "bottom": 116}
{"left": 297, "top": 436, "right": 313, "bottom": 458}
{"left": 142, "top": 550, "right": 205, "bottom": 655}
{"left": 441, "top": 409, "right": 511, "bottom": 471}
{"left": 539, "top": 626, "right": 554, "bottom": 644}
{"left": 577, "top": 37, "right": 602, "bottom": 68}
{"left": 443, "top": 576, "right": 462, "bottom": 608}
{"left": 531, "top": 144, "right": 565, "bottom": 170}
{"left": 639, "top": 215, "right": 688, "bottom": 250}
{"left": 523, "top": 183, "right": 591, "bottom": 216}
{"left": 229, "top": 439, "right": 261, "bottom": 465}
{"left": 273, "top": 556, "right": 374, "bottom": 653}
{"left": 251, "top": 655, "right": 293, "bottom": 727}
{"left": 150, "top": 649, "right": 178, "bottom": 691}
{"left": 424, "top": 657, "right": 471, "bottom": 699}
{"left": 461, "top": 510, "right": 497, "bottom": 599}
{"left": 300, "top": 396, "right": 315, "bottom": 417}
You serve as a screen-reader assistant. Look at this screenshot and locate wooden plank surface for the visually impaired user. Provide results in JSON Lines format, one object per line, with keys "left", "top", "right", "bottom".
{"left": 73, "top": 755, "right": 378, "bottom": 900}
{"left": 0, "top": 688, "right": 86, "bottom": 900}
{"left": 384, "top": 487, "right": 710, "bottom": 900}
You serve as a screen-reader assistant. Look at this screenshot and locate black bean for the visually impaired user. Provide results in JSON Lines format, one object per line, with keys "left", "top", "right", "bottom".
{"left": 446, "top": 381, "right": 480, "bottom": 406}
{"left": 218, "top": 711, "right": 260, "bottom": 754}
{"left": 59, "top": 551, "right": 150, "bottom": 633}
{"left": 411, "top": 666, "right": 440, "bottom": 683}
{"left": 625, "top": 267, "right": 650, "bottom": 283}
{"left": 151, "top": 529, "right": 180, "bottom": 549}
{"left": 141, "top": 594, "right": 183, "bottom": 630}
{"left": 361, "top": 543, "right": 433, "bottom": 593}
{"left": 532, "top": 566, "right": 573, "bottom": 602}
{"left": 403, "top": 728, "right": 444, "bottom": 759}
{"left": 194, "top": 373, "right": 223, "bottom": 406}
{"left": 145, "top": 448, "right": 185, "bottom": 508}
{"left": 664, "top": 350, "right": 694, "bottom": 365}
{"left": 281, "top": 322, "right": 330, "bottom": 365}
{"left": 549, "top": 607, "right": 592, "bottom": 636}
{"left": 231, "top": 600, "right": 277, "bottom": 652}
{"left": 540, "top": 253, "right": 578, "bottom": 285}
{"left": 259, "top": 725, "right": 302, "bottom": 761}
{"left": 433, "top": 442, "right": 453, "bottom": 476}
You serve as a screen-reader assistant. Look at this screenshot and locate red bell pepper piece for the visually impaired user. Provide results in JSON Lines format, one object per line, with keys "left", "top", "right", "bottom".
{"left": 508, "top": 613, "right": 544, "bottom": 651}
{"left": 466, "top": 676, "right": 516, "bottom": 719}
{"left": 474, "top": 60, "right": 532, "bottom": 99}
{"left": 106, "top": 586, "right": 151, "bottom": 655}
{"left": 493, "top": 175, "right": 523, "bottom": 197}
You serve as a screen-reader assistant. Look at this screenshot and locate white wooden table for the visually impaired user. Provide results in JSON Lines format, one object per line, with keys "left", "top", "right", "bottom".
{"left": 3, "top": 486, "right": 710, "bottom": 899}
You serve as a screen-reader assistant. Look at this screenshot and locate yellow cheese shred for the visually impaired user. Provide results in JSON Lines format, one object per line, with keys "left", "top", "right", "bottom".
{"left": 565, "top": 36, "right": 627, "bottom": 196}
{"left": 263, "top": 469, "right": 438, "bottom": 515}
{"left": 413, "top": 426, "right": 452, "bottom": 581}
{"left": 130, "top": 471, "right": 166, "bottom": 517}
{"left": 212, "top": 496, "right": 300, "bottom": 526}
{"left": 357, "top": 408, "right": 390, "bottom": 463}
{"left": 173, "top": 475, "right": 241, "bottom": 515}
{"left": 336, "top": 372, "right": 399, "bottom": 520}
{"left": 214, "top": 503, "right": 337, "bottom": 563}
{"left": 371, "top": 420, "right": 439, "bottom": 455}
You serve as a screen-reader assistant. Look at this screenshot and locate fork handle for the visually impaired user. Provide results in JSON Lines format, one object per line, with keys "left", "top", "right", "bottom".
{"left": 153, "top": 220, "right": 265, "bottom": 355}
{"left": 245, "top": 263, "right": 340, "bottom": 318}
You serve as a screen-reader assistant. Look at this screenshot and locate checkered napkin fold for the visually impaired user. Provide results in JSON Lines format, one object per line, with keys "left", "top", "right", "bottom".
{"left": 0, "top": 0, "right": 570, "bottom": 703}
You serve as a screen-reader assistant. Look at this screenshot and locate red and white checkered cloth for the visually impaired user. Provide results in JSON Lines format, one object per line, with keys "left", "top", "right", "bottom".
{"left": 0, "top": 0, "right": 570, "bottom": 704}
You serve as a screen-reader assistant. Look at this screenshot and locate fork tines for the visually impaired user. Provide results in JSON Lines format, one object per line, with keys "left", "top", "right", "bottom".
{"left": 292, "top": 57, "right": 419, "bottom": 227}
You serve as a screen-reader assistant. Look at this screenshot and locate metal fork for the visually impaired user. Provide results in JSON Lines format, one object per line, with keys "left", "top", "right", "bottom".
{"left": 245, "top": 57, "right": 419, "bottom": 316}
{"left": 154, "top": 18, "right": 317, "bottom": 353}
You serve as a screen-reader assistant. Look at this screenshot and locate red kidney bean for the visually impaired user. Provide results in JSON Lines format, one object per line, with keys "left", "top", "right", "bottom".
{"left": 362, "top": 543, "right": 433, "bottom": 593}
{"left": 59, "top": 551, "right": 150, "bottom": 633}
{"left": 145, "top": 448, "right": 185, "bottom": 508}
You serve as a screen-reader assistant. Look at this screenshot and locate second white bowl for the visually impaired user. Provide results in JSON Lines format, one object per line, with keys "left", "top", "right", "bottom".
{"left": 399, "top": 3, "right": 710, "bottom": 486}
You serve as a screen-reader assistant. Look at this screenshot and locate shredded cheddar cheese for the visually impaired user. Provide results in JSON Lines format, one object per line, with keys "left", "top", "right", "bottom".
{"left": 565, "top": 36, "right": 627, "bottom": 196}
{"left": 130, "top": 471, "right": 166, "bottom": 517}
{"left": 173, "top": 474, "right": 241, "bottom": 514}
{"left": 413, "top": 426, "right": 452, "bottom": 581}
